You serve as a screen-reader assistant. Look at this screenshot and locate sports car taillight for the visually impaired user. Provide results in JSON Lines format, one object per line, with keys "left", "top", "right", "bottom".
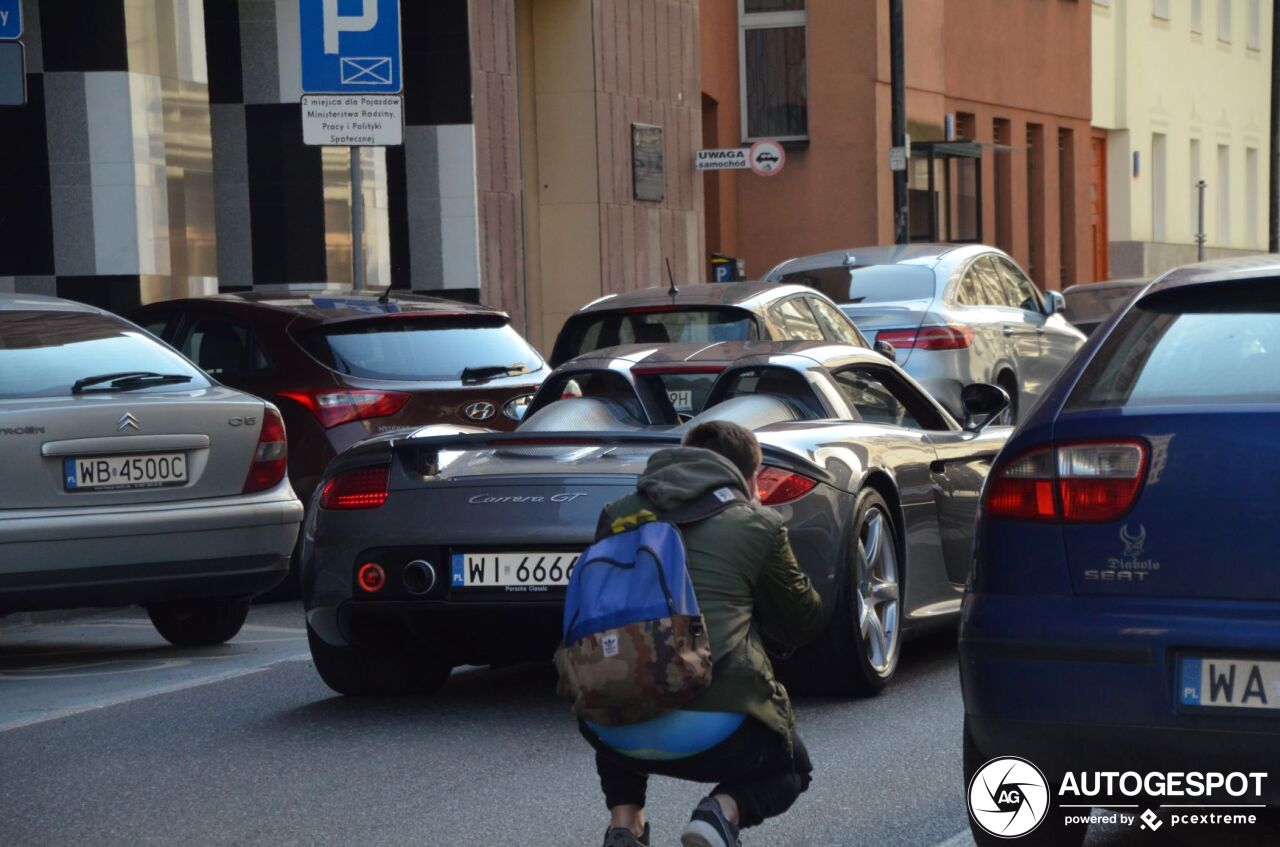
{"left": 757, "top": 466, "right": 817, "bottom": 506}
{"left": 278, "top": 387, "right": 410, "bottom": 428}
{"left": 319, "top": 465, "right": 390, "bottom": 510}
{"left": 876, "top": 324, "right": 974, "bottom": 350}
{"left": 986, "top": 440, "right": 1147, "bottom": 523}
{"left": 242, "top": 409, "right": 288, "bottom": 493}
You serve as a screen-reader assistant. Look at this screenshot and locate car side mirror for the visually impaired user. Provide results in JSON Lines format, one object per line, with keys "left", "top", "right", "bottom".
{"left": 961, "top": 382, "right": 1010, "bottom": 432}
{"left": 873, "top": 339, "right": 897, "bottom": 363}
{"left": 1044, "top": 290, "right": 1065, "bottom": 316}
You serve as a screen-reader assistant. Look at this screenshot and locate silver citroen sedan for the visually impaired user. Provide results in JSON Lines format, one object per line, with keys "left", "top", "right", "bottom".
{"left": 766, "top": 243, "right": 1086, "bottom": 423}
{"left": 0, "top": 293, "right": 303, "bottom": 645}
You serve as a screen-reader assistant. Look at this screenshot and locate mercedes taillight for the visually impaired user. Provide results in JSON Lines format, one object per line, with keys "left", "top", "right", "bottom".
{"left": 876, "top": 324, "right": 974, "bottom": 350}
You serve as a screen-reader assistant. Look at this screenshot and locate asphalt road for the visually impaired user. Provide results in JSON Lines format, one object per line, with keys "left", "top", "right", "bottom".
{"left": 0, "top": 604, "right": 1274, "bottom": 847}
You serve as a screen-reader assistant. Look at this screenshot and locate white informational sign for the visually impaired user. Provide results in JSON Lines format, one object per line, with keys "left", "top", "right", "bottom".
{"left": 889, "top": 145, "right": 908, "bottom": 172}
{"left": 302, "top": 94, "right": 403, "bottom": 146}
{"left": 748, "top": 140, "right": 786, "bottom": 176}
{"left": 695, "top": 148, "right": 750, "bottom": 171}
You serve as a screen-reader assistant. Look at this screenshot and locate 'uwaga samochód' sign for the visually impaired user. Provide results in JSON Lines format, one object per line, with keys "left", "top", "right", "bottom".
{"left": 695, "top": 148, "right": 750, "bottom": 171}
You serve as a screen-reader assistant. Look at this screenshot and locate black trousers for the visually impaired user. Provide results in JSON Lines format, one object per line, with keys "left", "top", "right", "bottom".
{"left": 581, "top": 718, "right": 813, "bottom": 830}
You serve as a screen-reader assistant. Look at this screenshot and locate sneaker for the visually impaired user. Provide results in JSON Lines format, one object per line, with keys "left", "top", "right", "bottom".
{"left": 680, "top": 797, "right": 741, "bottom": 847}
{"left": 602, "top": 822, "right": 650, "bottom": 847}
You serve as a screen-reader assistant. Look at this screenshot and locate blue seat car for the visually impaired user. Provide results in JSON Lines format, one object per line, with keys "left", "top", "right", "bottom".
{"left": 960, "top": 259, "right": 1280, "bottom": 845}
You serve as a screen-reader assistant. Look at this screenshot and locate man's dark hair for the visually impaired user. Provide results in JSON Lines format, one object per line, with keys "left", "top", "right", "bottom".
{"left": 682, "top": 420, "right": 763, "bottom": 482}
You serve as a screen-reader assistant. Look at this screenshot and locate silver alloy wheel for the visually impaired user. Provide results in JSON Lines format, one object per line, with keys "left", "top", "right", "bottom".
{"left": 855, "top": 507, "right": 901, "bottom": 675}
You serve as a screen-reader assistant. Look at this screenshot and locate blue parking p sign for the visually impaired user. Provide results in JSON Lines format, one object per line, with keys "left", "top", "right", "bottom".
{"left": 300, "top": 0, "right": 401, "bottom": 94}
{"left": 0, "top": 0, "right": 22, "bottom": 40}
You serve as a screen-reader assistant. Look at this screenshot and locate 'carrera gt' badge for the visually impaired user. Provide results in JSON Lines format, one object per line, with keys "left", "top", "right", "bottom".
{"left": 463, "top": 401, "right": 496, "bottom": 421}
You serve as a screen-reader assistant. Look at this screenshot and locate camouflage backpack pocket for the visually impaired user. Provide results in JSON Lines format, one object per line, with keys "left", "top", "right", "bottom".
{"left": 555, "top": 613, "right": 713, "bottom": 727}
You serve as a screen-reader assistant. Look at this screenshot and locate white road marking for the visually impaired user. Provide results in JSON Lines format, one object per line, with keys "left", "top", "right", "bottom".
{"left": 0, "top": 652, "right": 312, "bottom": 733}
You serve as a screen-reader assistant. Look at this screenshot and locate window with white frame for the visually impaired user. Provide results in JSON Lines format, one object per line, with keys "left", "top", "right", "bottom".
{"left": 1191, "top": 0, "right": 1203, "bottom": 33}
{"left": 1220, "top": 0, "right": 1233, "bottom": 42}
{"left": 1153, "top": 0, "right": 1170, "bottom": 20}
{"left": 1217, "top": 144, "right": 1231, "bottom": 244}
{"left": 1247, "top": 147, "right": 1259, "bottom": 246}
{"left": 1189, "top": 138, "right": 1202, "bottom": 239}
{"left": 1248, "top": 0, "right": 1261, "bottom": 48}
{"left": 740, "top": 0, "right": 809, "bottom": 142}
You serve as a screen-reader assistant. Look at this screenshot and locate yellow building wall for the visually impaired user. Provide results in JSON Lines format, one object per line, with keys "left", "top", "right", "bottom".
{"left": 1094, "top": 0, "right": 1272, "bottom": 265}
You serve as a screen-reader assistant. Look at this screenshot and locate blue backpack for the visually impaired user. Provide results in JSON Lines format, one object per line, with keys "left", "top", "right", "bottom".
{"left": 554, "top": 488, "right": 747, "bottom": 727}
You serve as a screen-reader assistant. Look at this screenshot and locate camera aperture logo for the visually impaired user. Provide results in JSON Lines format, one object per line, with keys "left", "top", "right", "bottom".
{"left": 968, "top": 757, "right": 1051, "bottom": 838}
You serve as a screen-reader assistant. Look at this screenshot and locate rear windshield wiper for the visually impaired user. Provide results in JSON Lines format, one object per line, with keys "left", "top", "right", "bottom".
{"left": 72, "top": 371, "right": 194, "bottom": 394}
{"left": 460, "top": 363, "right": 531, "bottom": 383}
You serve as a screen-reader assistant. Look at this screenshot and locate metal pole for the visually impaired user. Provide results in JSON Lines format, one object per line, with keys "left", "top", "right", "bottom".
{"left": 1271, "top": 0, "right": 1279, "bottom": 251}
{"left": 890, "top": 0, "right": 909, "bottom": 245}
{"left": 1197, "top": 179, "right": 1207, "bottom": 262}
{"left": 351, "top": 147, "right": 365, "bottom": 291}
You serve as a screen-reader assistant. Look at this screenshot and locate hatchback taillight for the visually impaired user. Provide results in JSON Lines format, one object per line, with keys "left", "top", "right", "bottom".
{"left": 242, "top": 409, "right": 288, "bottom": 493}
{"left": 319, "top": 465, "right": 390, "bottom": 510}
{"left": 757, "top": 466, "right": 817, "bottom": 506}
{"left": 278, "top": 388, "right": 410, "bottom": 428}
{"left": 876, "top": 324, "right": 974, "bottom": 350}
{"left": 986, "top": 440, "right": 1148, "bottom": 523}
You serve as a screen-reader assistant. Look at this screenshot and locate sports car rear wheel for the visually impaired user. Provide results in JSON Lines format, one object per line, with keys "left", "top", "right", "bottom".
{"left": 785, "top": 489, "right": 902, "bottom": 696}
{"left": 307, "top": 624, "right": 453, "bottom": 696}
{"left": 147, "top": 596, "right": 250, "bottom": 646}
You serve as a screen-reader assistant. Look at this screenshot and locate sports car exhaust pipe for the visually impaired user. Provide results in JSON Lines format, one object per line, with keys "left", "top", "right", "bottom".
{"left": 403, "top": 560, "right": 437, "bottom": 595}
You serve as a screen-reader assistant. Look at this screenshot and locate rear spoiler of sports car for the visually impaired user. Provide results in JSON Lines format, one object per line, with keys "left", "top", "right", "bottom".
{"left": 325, "top": 429, "right": 832, "bottom": 486}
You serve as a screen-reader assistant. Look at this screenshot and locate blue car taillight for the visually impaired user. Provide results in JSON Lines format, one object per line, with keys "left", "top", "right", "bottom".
{"left": 986, "top": 440, "right": 1148, "bottom": 524}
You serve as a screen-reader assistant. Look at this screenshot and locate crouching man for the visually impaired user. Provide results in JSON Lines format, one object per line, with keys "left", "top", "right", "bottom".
{"left": 579, "top": 421, "right": 824, "bottom": 847}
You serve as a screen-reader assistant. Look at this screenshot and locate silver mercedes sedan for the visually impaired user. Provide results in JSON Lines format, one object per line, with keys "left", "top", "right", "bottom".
{"left": 0, "top": 293, "right": 303, "bottom": 645}
{"left": 765, "top": 243, "right": 1086, "bottom": 423}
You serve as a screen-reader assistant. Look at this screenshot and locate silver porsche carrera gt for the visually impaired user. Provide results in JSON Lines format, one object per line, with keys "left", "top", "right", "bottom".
{"left": 300, "top": 341, "right": 1011, "bottom": 697}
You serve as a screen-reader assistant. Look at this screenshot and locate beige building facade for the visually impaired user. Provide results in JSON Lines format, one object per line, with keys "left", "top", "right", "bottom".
{"left": 499, "top": 0, "right": 704, "bottom": 349}
{"left": 1093, "top": 0, "right": 1273, "bottom": 278}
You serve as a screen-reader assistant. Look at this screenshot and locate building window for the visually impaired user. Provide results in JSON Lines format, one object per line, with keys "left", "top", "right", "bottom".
{"left": 1058, "top": 129, "right": 1077, "bottom": 285}
{"left": 1191, "top": 0, "right": 1203, "bottom": 32}
{"left": 1189, "top": 138, "right": 1202, "bottom": 239}
{"left": 1220, "top": 0, "right": 1233, "bottom": 42}
{"left": 1248, "top": 0, "right": 1261, "bottom": 49}
{"left": 994, "top": 118, "right": 1013, "bottom": 254}
{"left": 740, "top": 0, "right": 808, "bottom": 142}
{"left": 1027, "top": 123, "right": 1045, "bottom": 285}
{"left": 1153, "top": 0, "right": 1170, "bottom": 20}
{"left": 1247, "top": 147, "right": 1259, "bottom": 246}
{"left": 1217, "top": 144, "right": 1231, "bottom": 244}
{"left": 1152, "top": 133, "right": 1167, "bottom": 241}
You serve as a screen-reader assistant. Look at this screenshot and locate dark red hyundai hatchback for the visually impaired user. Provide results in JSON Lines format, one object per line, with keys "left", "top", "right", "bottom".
{"left": 131, "top": 292, "right": 547, "bottom": 592}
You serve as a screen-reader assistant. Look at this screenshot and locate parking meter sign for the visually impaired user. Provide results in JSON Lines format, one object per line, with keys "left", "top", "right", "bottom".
{"left": 0, "top": 0, "right": 21, "bottom": 40}
{"left": 749, "top": 140, "right": 786, "bottom": 177}
{"left": 300, "top": 0, "right": 402, "bottom": 94}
